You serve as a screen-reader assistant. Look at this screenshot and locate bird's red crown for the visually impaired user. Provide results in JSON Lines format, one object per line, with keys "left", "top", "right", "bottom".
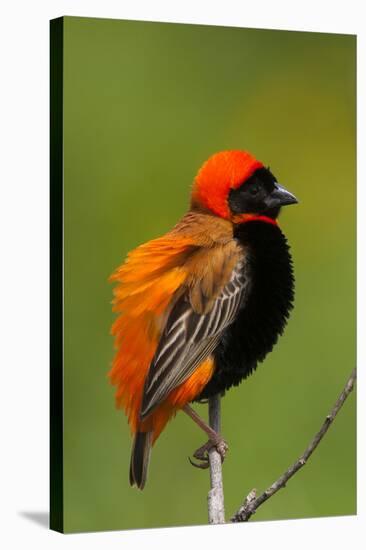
{"left": 191, "top": 150, "right": 264, "bottom": 219}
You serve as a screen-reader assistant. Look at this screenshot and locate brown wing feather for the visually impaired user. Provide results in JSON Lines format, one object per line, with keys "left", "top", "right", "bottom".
{"left": 140, "top": 242, "right": 250, "bottom": 419}
{"left": 186, "top": 241, "right": 241, "bottom": 314}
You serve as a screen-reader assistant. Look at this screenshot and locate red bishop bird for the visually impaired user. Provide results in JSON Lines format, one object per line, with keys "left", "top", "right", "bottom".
{"left": 109, "top": 150, "right": 298, "bottom": 489}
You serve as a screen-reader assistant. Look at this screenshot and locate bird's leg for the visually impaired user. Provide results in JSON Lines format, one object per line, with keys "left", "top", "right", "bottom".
{"left": 183, "top": 404, "right": 228, "bottom": 469}
{"left": 183, "top": 403, "right": 220, "bottom": 439}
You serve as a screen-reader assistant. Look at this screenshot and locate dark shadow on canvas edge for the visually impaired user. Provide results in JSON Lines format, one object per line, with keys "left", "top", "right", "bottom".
{"left": 19, "top": 511, "right": 49, "bottom": 529}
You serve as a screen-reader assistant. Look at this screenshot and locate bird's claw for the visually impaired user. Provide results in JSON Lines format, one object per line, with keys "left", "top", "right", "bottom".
{"left": 188, "top": 438, "right": 228, "bottom": 469}
{"left": 188, "top": 455, "right": 209, "bottom": 469}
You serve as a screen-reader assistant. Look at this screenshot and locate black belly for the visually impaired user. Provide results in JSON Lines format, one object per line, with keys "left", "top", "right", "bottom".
{"left": 195, "top": 221, "right": 295, "bottom": 400}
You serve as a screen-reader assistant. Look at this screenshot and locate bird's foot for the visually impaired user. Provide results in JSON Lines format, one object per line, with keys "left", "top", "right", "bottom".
{"left": 188, "top": 436, "right": 228, "bottom": 469}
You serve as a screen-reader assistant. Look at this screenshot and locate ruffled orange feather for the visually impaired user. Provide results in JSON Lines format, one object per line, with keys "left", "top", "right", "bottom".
{"left": 109, "top": 235, "right": 215, "bottom": 443}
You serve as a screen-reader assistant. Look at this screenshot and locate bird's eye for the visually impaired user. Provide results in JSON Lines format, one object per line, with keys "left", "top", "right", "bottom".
{"left": 249, "top": 183, "right": 259, "bottom": 195}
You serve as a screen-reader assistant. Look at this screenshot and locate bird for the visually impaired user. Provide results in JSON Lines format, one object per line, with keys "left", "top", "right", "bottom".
{"left": 109, "top": 150, "right": 298, "bottom": 489}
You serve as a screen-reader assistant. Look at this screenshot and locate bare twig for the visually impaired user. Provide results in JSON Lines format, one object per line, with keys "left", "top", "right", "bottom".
{"left": 231, "top": 368, "right": 357, "bottom": 523}
{"left": 207, "top": 394, "right": 225, "bottom": 524}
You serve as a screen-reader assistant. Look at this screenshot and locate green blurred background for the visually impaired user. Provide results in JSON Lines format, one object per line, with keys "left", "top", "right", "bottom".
{"left": 62, "top": 16, "right": 356, "bottom": 533}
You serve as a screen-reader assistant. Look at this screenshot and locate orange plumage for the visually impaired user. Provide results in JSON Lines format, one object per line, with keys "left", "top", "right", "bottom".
{"left": 191, "top": 150, "right": 263, "bottom": 218}
{"left": 109, "top": 234, "right": 215, "bottom": 442}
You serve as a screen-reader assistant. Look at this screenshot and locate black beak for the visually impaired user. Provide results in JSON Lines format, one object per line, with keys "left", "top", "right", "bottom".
{"left": 264, "top": 183, "right": 298, "bottom": 209}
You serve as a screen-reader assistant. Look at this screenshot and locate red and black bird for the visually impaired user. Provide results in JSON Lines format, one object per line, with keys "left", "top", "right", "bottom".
{"left": 109, "top": 150, "right": 298, "bottom": 489}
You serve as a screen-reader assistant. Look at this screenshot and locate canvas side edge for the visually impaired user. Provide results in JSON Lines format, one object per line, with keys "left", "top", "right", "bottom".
{"left": 50, "top": 16, "right": 64, "bottom": 534}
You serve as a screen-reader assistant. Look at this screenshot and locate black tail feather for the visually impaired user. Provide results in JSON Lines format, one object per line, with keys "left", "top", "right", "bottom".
{"left": 129, "top": 431, "right": 152, "bottom": 490}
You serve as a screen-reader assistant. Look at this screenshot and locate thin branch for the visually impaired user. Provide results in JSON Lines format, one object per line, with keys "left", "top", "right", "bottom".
{"left": 207, "top": 394, "right": 225, "bottom": 524}
{"left": 231, "top": 367, "right": 357, "bottom": 523}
